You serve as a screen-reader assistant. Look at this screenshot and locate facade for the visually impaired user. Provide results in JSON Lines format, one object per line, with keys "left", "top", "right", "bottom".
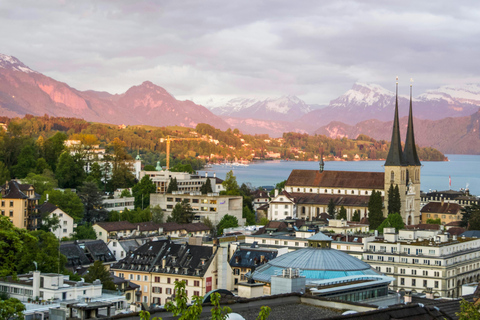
{"left": 282, "top": 170, "right": 384, "bottom": 221}
{"left": 268, "top": 191, "right": 295, "bottom": 220}
{"left": 229, "top": 246, "right": 278, "bottom": 288}
{"left": 140, "top": 170, "right": 224, "bottom": 194}
{"left": 319, "top": 219, "right": 369, "bottom": 234}
{"left": 111, "top": 240, "right": 219, "bottom": 306}
{"left": 252, "top": 190, "right": 270, "bottom": 211}
{"left": 102, "top": 196, "right": 135, "bottom": 212}
{"left": 421, "top": 189, "right": 479, "bottom": 208}
{"left": 93, "top": 221, "right": 137, "bottom": 243}
{"left": 0, "top": 180, "right": 40, "bottom": 230}
{"left": 37, "top": 202, "right": 75, "bottom": 239}
{"left": 60, "top": 240, "right": 116, "bottom": 270}
{"left": 420, "top": 202, "right": 462, "bottom": 225}
{"left": 150, "top": 192, "right": 244, "bottom": 225}
{"left": 363, "top": 227, "right": 480, "bottom": 298}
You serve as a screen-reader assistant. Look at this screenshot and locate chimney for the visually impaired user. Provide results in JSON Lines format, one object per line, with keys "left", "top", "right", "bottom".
{"left": 46, "top": 194, "right": 49, "bottom": 202}
{"left": 162, "top": 257, "right": 166, "bottom": 269}
{"left": 214, "top": 172, "right": 216, "bottom": 178}
{"left": 205, "top": 172, "right": 208, "bottom": 178}
{"left": 274, "top": 189, "right": 279, "bottom": 197}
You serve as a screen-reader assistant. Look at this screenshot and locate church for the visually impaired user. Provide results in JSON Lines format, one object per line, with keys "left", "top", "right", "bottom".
{"left": 268, "top": 80, "right": 421, "bottom": 225}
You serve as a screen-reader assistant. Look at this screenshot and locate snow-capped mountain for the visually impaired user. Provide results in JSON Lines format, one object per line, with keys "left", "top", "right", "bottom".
{"left": 0, "top": 54, "right": 36, "bottom": 73}
{"left": 418, "top": 84, "right": 480, "bottom": 105}
{"left": 209, "top": 95, "right": 312, "bottom": 121}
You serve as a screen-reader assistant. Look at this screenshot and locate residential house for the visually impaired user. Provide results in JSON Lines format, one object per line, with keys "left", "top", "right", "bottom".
{"left": 0, "top": 180, "right": 40, "bottom": 230}
{"left": 36, "top": 202, "right": 75, "bottom": 239}
{"left": 93, "top": 221, "right": 136, "bottom": 243}
{"left": 229, "top": 246, "right": 278, "bottom": 288}
{"left": 420, "top": 201, "right": 463, "bottom": 225}
{"left": 111, "top": 240, "right": 219, "bottom": 306}
{"left": 252, "top": 190, "right": 270, "bottom": 211}
{"left": 140, "top": 170, "right": 224, "bottom": 194}
{"left": 267, "top": 191, "right": 295, "bottom": 220}
{"left": 60, "top": 240, "right": 116, "bottom": 272}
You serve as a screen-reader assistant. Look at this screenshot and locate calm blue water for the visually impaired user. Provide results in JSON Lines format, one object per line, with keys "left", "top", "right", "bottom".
{"left": 199, "top": 154, "right": 480, "bottom": 196}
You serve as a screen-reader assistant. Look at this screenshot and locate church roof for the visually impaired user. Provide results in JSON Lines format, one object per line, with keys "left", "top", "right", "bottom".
{"left": 385, "top": 81, "right": 405, "bottom": 167}
{"left": 286, "top": 170, "right": 384, "bottom": 189}
{"left": 291, "top": 193, "right": 373, "bottom": 207}
{"left": 403, "top": 85, "right": 421, "bottom": 166}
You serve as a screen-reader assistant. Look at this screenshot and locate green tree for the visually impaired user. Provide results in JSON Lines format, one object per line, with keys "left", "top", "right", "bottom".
{"left": 41, "top": 189, "right": 84, "bottom": 221}
{"left": 166, "top": 177, "right": 179, "bottom": 193}
{"left": 71, "top": 224, "right": 97, "bottom": 240}
{"left": 200, "top": 178, "right": 213, "bottom": 194}
{"left": 39, "top": 213, "right": 60, "bottom": 234}
{"left": 0, "top": 298, "right": 25, "bottom": 320}
{"left": 259, "top": 217, "right": 269, "bottom": 226}
{"left": 35, "top": 157, "right": 51, "bottom": 174}
{"left": 243, "top": 206, "right": 256, "bottom": 226}
{"left": 352, "top": 210, "right": 360, "bottom": 222}
{"left": 120, "top": 189, "right": 132, "bottom": 198}
{"left": 221, "top": 170, "right": 240, "bottom": 195}
{"left": 167, "top": 200, "right": 194, "bottom": 224}
{"left": 12, "top": 143, "right": 37, "bottom": 178}
{"left": 165, "top": 280, "right": 203, "bottom": 320}
{"left": 151, "top": 205, "right": 165, "bottom": 224}
{"left": 217, "top": 214, "right": 239, "bottom": 236}
{"left": 0, "top": 161, "right": 10, "bottom": 183}
{"left": 56, "top": 151, "right": 86, "bottom": 188}
{"left": 327, "top": 198, "right": 335, "bottom": 217}
{"left": 457, "top": 299, "right": 480, "bottom": 320}
{"left": 461, "top": 204, "right": 480, "bottom": 229}
{"left": 78, "top": 181, "right": 108, "bottom": 223}
{"left": 368, "top": 190, "right": 384, "bottom": 230}
{"left": 106, "top": 138, "right": 136, "bottom": 191}
{"left": 338, "top": 206, "right": 347, "bottom": 220}
{"left": 387, "top": 184, "right": 401, "bottom": 215}
{"left": 426, "top": 218, "right": 442, "bottom": 225}
{"left": 132, "top": 175, "right": 156, "bottom": 209}
{"left": 210, "top": 292, "right": 231, "bottom": 320}
{"left": 143, "top": 164, "right": 156, "bottom": 171}
{"left": 201, "top": 216, "right": 215, "bottom": 235}
{"left": 468, "top": 206, "right": 480, "bottom": 231}
{"left": 23, "top": 170, "right": 58, "bottom": 196}
{"left": 84, "top": 260, "right": 116, "bottom": 290}
{"left": 377, "top": 213, "right": 404, "bottom": 233}
{"left": 41, "top": 131, "right": 67, "bottom": 172}
{"left": 86, "top": 162, "right": 103, "bottom": 188}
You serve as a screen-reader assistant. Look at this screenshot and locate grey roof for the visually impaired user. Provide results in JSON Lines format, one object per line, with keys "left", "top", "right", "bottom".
{"left": 229, "top": 248, "right": 278, "bottom": 269}
{"left": 384, "top": 82, "right": 405, "bottom": 167}
{"left": 119, "top": 239, "right": 141, "bottom": 253}
{"left": 460, "top": 230, "right": 480, "bottom": 238}
{"left": 403, "top": 85, "right": 421, "bottom": 166}
{"left": 308, "top": 232, "right": 332, "bottom": 241}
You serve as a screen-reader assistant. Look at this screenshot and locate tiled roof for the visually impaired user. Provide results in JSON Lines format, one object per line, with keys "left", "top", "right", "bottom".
{"left": 61, "top": 240, "right": 116, "bottom": 267}
{"left": 252, "top": 190, "right": 269, "bottom": 199}
{"left": 286, "top": 170, "right": 384, "bottom": 189}
{"left": 83, "top": 240, "right": 116, "bottom": 263}
{"left": 405, "top": 224, "right": 441, "bottom": 230}
{"left": 446, "top": 227, "right": 465, "bottom": 236}
{"left": 420, "top": 202, "right": 462, "bottom": 214}
{"left": 60, "top": 242, "right": 91, "bottom": 267}
{"left": 95, "top": 221, "right": 136, "bottom": 232}
{"left": 327, "top": 303, "right": 450, "bottom": 320}
{"left": 36, "top": 202, "right": 59, "bottom": 215}
{"left": 133, "top": 221, "right": 162, "bottom": 232}
{"left": 410, "top": 294, "right": 474, "bottom": 320}
{"left": 118, "top": 239, "right": 141, "bottom": 253}
{"left": 229, "top": 247, "right": 278, "bottom": 268}
{"left": 0, "top": 180, "right": 32, "bottom": 199}
{"left": 160, "top": 222, "right": 210, "bottom": 233}
{"left": 111, "top": 240, "right": 216, "bottom": 277}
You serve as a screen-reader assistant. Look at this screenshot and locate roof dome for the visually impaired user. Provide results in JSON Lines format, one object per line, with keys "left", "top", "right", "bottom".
{"left": 252, "top": 247, "right": 378, "bottom": 283}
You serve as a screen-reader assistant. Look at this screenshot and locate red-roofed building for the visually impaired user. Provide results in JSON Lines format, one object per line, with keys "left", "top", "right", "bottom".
{"left": 420, "top": 202, "right": 462, "bottom": 225}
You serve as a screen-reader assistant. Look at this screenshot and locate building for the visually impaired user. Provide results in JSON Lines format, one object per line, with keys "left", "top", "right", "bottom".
{"left": 276, "top": 81, "right": 421, "bottom": 225}
{"left": 111, "top": 240, "right": 220, "bottom": 306}
{"left": 420, "top": 201, "right": 463, "bottom": 225}
{"left": 36, "top": 202, "right": 75, "bottom": 239}
{"left": 251, "top": 232, "right": 392, "bottom": 298}
{"left": 140, "top": 170, "right": 224, "bottom": 194}
{"left": 363, "top": 227, "right": 480, "bottom": 297}
{"left": 102, "top": 196, "right": 135, "bottom": 212}
{"left": 421, "top": 189, "right": 479, "bottom": 208}
{"left": 150, "top": 192, "right": 244, "bottom": 225}
{"left": 252, "top": 190, "right": 270, "bottom": 211}
{"left": 319, "top": 219, "right": 369, "bottom": 234}
{"left": 229, "top": 245, "right": 279, "bottom": 288}
{"left": 93, "top": 221, "right": 137, "bottom": 243}
{"left": 60, "top": 240, "right": 116, "bottom": 271}
{"left": 268, "top": 191, "right": 296, "bottom": 220}
{"left": 0, "top": 180, "right": 40, "bottom": 230}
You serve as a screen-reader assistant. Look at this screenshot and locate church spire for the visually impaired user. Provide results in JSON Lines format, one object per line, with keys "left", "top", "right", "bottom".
{"left": 384, "top": 77, "right": 404, "bottom": 166}
{"left": 403, "top": 80, "right": 421, "bottom": 166}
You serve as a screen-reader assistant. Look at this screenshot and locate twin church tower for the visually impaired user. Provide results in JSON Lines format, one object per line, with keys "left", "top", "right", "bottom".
{"left": 384, "top": 79, "right": 421, "bottom": 225}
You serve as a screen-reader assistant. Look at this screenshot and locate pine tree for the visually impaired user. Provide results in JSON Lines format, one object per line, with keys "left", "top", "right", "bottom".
{"left": 352, "top": 210, "right": 360, "bottom": 222}
{"left": 166, "top": 177, "right": 179, "bottom": 193}
{"left": 200, "top": 178, "right": 213, "bottom": 194}
{"left": 387, "top": 184, "right": 401, "bottom": 215}
{"left": 387, "top": 184, "right": 395, "bottom": 214}
{"left": 338, "top": 206, "right": 347, "bottom": 220}
{"left": 327, "top": 198, "right": 335, "bottom": 217}
{"left": 368, "top": 190, "right": 384, "bottom": 230}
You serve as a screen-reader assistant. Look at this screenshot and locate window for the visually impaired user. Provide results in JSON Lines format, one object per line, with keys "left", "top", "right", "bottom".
{"left": 194, "top": 280, "right": 200, "bottom": 286}
{"left": 63, "top": 229, "right": 67, "bottom": 233}
{"left": 284, "top": 241, "right": 288, "bottom": 245}
{"left": 63, "top": 221, "right": 67, "bottom": 225}
{"left": 434, "top": 271, "right": 440, "bottom": 277}
{"left": 423, "top": 280, "right": 427, "bottom": 287}
{"left": 412, "top": 279, "right": 416, "bottom": 286}
{"left": 144, "top": 276, "right": 148, "bottom": 281}
{"left": 1, "top": 201, "right": 4, "bottom": 207}
{"left": 423, "top": 271, "right": 428, "bottom": 276}
{"left": 113, "top": 242, "right": 117, "bottom": 247}
{"left": 166, "top": 288, "right": 172, "bottom": 294}
{"left": 137, "top": 275, "right": 141, "bottom": 281}
{"left": 412, "top": 270, "right": 417, "bottom": 275}
{"left": 400, "top": 278, "right": 405, "bottom": 285}
{"left": 167, "top": 278, "right": 171, "bottom": 284}
{"left": 155, "top": 276, "right": 160, "bottom": 283}
{"left": 9, "top": 201, "right": 13, "bottom": 207}
{"left": 130, "top": 274, "right": 134, "bottom": 280}
{"left": 194, "top": 291, "right": 200, "bottom": 296}
{"left": 435, "top": 261, "right": 441, "bottom": 266}
{"left": 434, "top": 281, "right": 439, "bottom": 288}
{"left": 119, "top": 273, "right": 124, "bottom": 278}
{"left": 386, "top": 267, "right": 392, "bottom": 273}
{"left": 295, "top": 242, "right": 299, "bottom": 247}
{"left": 400, "top": 269, "right": 405, "bottom": 274}
{"left": 284, "top": 205, "right": 288, "bottom": 209}
{"left": 9, "top": 211, "right": 13, "bottom": 217}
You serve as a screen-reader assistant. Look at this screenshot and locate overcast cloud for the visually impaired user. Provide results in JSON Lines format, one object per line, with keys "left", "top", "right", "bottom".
{"left": 1, "top": 0, "right": 479, "bottom": 105}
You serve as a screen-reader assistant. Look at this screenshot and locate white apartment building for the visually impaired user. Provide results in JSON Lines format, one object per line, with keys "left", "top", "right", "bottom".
{"left": 150, "top": 192, "right": 244, "bottom": 225}
{"left": 363, "top": 228, "right": 480, "bottom": 298}
{"left": 268, "top": 191, "right": 295, "bottom": 220}
{"left": 37, "top": 202, "right": 75, "bottom": 239}
{"left": 140, "top": 170, "right": 224, "bottom": 194}
{"left": 102, "top": 196, "right": 135, "bottom": 212}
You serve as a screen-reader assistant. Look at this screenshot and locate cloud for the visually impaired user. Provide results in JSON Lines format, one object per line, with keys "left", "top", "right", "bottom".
{"left": 1, "top": 0, "right": 480, "bottom": 105}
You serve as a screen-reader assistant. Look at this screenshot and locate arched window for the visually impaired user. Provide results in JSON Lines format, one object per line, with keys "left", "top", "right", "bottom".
{"left": 391, "top": 171, "right": 394, "bottom": 182}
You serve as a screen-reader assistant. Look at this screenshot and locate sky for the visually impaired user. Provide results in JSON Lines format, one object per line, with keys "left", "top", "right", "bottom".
{"left": 2, "top": 0, "right": 480, "bottom": 106}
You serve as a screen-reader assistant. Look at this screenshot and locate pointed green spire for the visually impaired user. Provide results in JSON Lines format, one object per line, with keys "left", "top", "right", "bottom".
{"left": 385, "top": 78, "right": 405, "bottom": 166}
{"left": 403, "top": 82, "right": 421, "bottom": 166}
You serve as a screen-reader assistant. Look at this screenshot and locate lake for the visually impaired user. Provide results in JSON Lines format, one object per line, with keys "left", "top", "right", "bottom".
{"left": 199, "top": 154, "right": 480, "bottom": 196}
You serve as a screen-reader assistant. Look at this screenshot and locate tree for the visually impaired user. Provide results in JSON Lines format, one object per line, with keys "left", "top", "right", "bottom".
{"left": 222, "top": 170, "right": 239, "bottom": 194}
{"left": 41, "top": 131, "right": 67, "bottom": 172}
{"left": 120, "top": 189, "right": 132, "bottom": 198}
{"left": 338, "top": 206, "right": 347, "bottom": 220}
{"left": 200, "top": 178, "right": 213, "bottom": 194}
{"left": 165, "top": 280, "right": 203, "bottom": 320}
{"left": 461, "top": 204, "right": 480, "bottom": 229}
{"left": 327, "top": 199, "right": 335, "bottom": 217}
{"left": 368, "top": 190, "right": 384, "bottom": 230}
{"left": 78, "top": 181, "right": 108, "bottom": 223}
{"left": 243, "top": 206, "right": 256, "bottom": 226}
{"left": 106, "top": 138, "right": 136, "bottom": 192}
{"left": 377, "top": 213, "right": 404, "bottom": 233}
{"left": 352, "top": 210, "right": 360, "bottom": 222}
{"left": 41, "top": 189, "right": 84, "bottom": 221}
{"left": 86, "top": 162, "right": 103, "bottom": 188}
{"left": 84, "top": 260, "right": 116, "bottom": 290}
{"left": 0, "top": 298, "right": 25, "bottom": 320}
{"left": 426, "top": 218, "right": 442, "bottom": 225}
{"left": 23, "top": 170, "right": 58, "bottom": 196}
{"left": 35, "top": 157, "right": 51, "bottom": 174}
{"left": 259, "top": 217, "right": 269, "bottom": 226}
{"left": 151, "top": 205, "right": 165, "bottom": 224}
{"left": 12, "top": 143, "right": 37, "bottom": 178}
{"left": 39, "top": 213, "right": 60, "bottom": 234}
{"left": 457, "top": 299, "right": 480, "bottom": 320}
{"left": 217, "top": 214, "right": 239, "bottom": 236}
{"left": 0, "top": 161, "right": 10, "bottom": 183}
{"left": 71, "top": 224, "right": 97, "bottom": 240}
{"left": 168, "top": 200, "right": 194, "bottom": 224}
{"left": 387, "top": 184, "right": 401, "bottom": 215}
{"left": 132, "top": 175, "right": 156, "bottom": 209}
{"left": 143, "top": 164, "right": 156, "bottom": 171}
{"left": 201, "top": 216, "right": 215, "bottom": 235}
{"left": 166, "top": 177, "right": 179, "bottom": 193}
{"left": 56, "top": 151, "right": 86, "bottom": 188}
{"left": 468, "top": 206, "right": 480, "bottom": 231}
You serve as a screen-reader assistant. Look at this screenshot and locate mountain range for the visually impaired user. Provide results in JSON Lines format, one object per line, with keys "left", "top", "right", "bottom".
{"left": 0, "top": 53, "right": 479, "bottom": 154}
